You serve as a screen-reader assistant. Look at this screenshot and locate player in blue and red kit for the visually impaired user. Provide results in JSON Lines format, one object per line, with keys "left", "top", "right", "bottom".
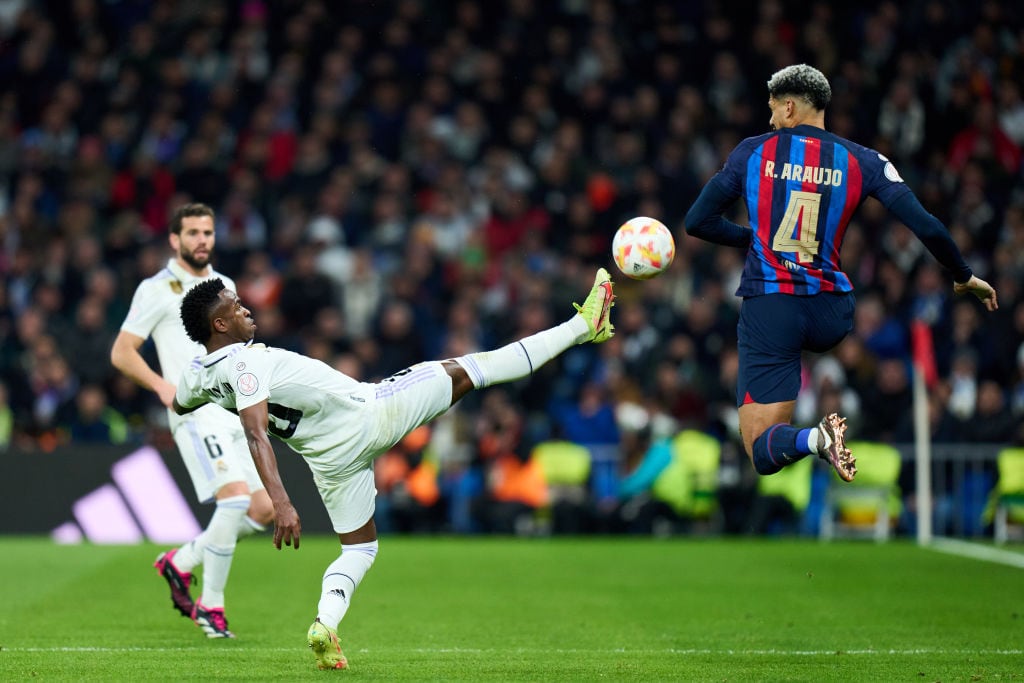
{"left": 683, "top": 64, "right": 997, "bottom": 482}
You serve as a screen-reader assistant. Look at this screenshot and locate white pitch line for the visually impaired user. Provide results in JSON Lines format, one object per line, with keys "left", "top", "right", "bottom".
{"left": 925, "top": 537, "right": 1024, "bottom": 569}
{"left": 5, "top": 647, "right": 1023, "bottom": 656}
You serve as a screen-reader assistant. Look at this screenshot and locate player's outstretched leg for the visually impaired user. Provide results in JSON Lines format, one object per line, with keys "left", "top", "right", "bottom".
{"left": 153, "top": 548, "right": 196, "bottom": 617}
{"left": 817, "top": 413, "right": 856, "bottom": 481}
{"left": 573, "top": 267, "right": 616, "bottom": 343}
{"left": 452, "top": 268, "right": 615, "bottom": 391}
{"left": 192, "top": 601, "right": 235, "bottom": 638}
{"left": 308, "top": 619, "right": 348, "bottom": 670}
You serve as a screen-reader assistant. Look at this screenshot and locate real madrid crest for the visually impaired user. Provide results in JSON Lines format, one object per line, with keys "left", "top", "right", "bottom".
{"left": 170, "top": 280, "right": 183, "bottom": 294}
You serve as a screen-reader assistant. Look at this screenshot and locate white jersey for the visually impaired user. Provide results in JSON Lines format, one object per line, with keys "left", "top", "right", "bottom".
{"left": 120, "top": 258, "right": 239, "bottom": 430}
{"left": 179, "top": 342, "right": 456, "bottom": 530}
{"left": 177, "top": 342, "right": 370, "bottom": 464}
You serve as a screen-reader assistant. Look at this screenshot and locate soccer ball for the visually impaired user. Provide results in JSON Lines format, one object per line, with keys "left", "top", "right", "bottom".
{"left": 611, "top": 217, "right": 675, "bottom": 280}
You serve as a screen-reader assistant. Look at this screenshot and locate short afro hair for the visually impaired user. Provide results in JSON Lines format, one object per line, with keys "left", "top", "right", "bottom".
{"left": 180, "top": 277, "right": 226, "bottom": 344}
{"left": 766, "top": 64, "right": 831, "bottom": 111}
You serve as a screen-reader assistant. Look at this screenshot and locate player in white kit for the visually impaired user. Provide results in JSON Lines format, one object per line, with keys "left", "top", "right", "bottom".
{"left": 111, "top": 203, "right": 274, "bottom": 638}
{"left": 173, "top": 269, "right": 616, "bottom": 670}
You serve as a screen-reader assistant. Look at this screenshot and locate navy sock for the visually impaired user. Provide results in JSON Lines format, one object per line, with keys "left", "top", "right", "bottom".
{"left": 752, "top": 424, "right": 809, "bottom": 475}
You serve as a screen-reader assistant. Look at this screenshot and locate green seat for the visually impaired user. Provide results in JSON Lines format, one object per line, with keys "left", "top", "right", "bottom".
{"left": 820, "top": 440, "right": 902, "bottom": 542}
{"left": 532, "top": 440, "right": 591, "bottom": 505}
{"left": 757, "top": 455, "right": 813, "bottom": 513}
{"left": 991, "top": 448, "right": 1024, "bottom": 544}
{"left": 652, "top": 430, "right": 720, "bottom": 520}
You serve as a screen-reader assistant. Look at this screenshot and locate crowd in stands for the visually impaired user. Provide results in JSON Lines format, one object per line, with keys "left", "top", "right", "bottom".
{"left": 1, "top": 0, "right": 1022, "bottom": 535}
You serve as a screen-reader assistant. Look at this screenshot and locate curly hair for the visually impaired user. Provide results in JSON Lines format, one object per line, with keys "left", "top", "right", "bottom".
{"left": 180, "top": 278, "right": 226, "bottom": 344}
{"left": 766, "top": 64, "right": 832, "bottom": 111}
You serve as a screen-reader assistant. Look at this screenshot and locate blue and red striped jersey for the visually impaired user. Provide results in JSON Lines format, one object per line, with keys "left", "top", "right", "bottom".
{"left": 713, "top": 124, "right": 911, "bottom": 297}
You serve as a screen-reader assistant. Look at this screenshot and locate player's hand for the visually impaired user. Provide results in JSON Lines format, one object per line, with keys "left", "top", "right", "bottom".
{"left": 953, "top": 275, "right": 998, "bottom": 312}
{"left": 272, "top": 502, "right": 301, "bottom": 550}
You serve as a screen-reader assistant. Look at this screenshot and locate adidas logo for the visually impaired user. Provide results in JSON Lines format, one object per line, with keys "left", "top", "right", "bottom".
{"left": 52, "top": 446, "right": 201, "bottom": 545}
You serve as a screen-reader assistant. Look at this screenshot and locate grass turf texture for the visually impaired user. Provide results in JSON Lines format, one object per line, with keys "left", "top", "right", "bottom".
{"left": 0, "top": 537, "right": 1022, "bottom": 681}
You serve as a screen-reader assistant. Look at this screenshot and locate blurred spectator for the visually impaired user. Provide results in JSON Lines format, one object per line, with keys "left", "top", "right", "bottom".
{"left": 947, "top": 349, "right": 980, "bottom": 422}
{"left": 877, "top": 78, "right": 925, "bottom": 163}
{"left": 65, "top": 294, "right": 114, "bottom": 386}
{"left": 964, "top": 380, "right": 1017, "bottom": 444}
{"left": 235, "top": 251, "right": 282, "bottom": 312}
{"left": 795, "top": 356, "right": 862, "bottom": 436}
{"left": 860, "top": 357, "right": 912, "bottom": 442}
{"left": 58, "top": 383, "right": 127, "bottom": 445}
{"left": 853, "top": 291, "right": 907, "bottom": 360}
{"left": 1012, "top": 343, "right": 1024, "bottom": 417}
{"left": 613, "top": 402, "right": 677, "bottom": 534}
{"left": 277, "top": 242, "right": 336, "bottom": 334}
{"left": 29, "top": 351, "right": 78, "bottom": 444}
{"left": 374, "top": 425, "right": 442, "bottom": 534}
{"left": 947, "top": 99, "right": 1022, "bottom": 179}
{"left": 552, "top": 381, "right": 620, "bottom": 507}
{"left": 340, "top": 248, "right": 384, "bottom": 341}
{"left": 370, "top": 299, "right": 424, "bottom": 380}
{"left": 109, "top": 151, "right": 175, "bottom": 236}
{"left": 177, "top": 138, "right": 230, "bottom": 209}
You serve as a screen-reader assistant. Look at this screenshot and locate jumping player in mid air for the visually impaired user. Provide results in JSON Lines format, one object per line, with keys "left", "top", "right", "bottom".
{"left": 172, "top": 269, "right": 615, "bottom": 670}
{"left": 683, "top": 64, "right": 997, "bottom": 482}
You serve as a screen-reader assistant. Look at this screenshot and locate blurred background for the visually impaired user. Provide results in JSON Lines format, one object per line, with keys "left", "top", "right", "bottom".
{"left": 0, "top": 0, "right": 1022, "bottom": 542}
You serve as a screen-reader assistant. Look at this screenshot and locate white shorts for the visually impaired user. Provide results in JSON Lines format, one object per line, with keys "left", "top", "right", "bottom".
{"left": 314, "top": 361, "right": 453, "bottom": 533}
{"left": 173, "top": 405, "right": 265, "bottom": 504}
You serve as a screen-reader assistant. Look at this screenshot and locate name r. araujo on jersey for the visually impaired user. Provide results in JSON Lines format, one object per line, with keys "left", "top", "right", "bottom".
{"left": 763, "top": 151, "right": 904, "bottom": 188}
{"left": 763, "top": 160, "right": 844, "bottom": 186}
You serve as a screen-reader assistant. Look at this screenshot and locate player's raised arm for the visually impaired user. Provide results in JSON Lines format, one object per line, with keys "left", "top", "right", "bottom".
{"left": 239, "top": 399, "right": 301, "bottom": 550}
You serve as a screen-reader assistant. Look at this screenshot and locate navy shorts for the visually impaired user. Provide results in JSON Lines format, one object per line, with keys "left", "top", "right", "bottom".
{"left": 736, "top": 292, "right": 855, "bottom": 406}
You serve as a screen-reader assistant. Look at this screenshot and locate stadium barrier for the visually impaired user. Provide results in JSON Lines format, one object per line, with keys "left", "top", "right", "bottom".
{"left": 0, "top": 442, "right": 334, "bottom": 540}
{"left": 0, "top": 442, "right": 1009, "bottom": 541}
{"left": 893, "top": 442, "right": 1005, "bottom": 538}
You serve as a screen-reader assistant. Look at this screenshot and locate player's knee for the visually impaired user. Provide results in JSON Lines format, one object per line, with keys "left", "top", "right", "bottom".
{"left": 249, "top": 490, "right": 275, "bottom": 525}
{"left": 442, "top": 359, "right": 474, "bottom": 403}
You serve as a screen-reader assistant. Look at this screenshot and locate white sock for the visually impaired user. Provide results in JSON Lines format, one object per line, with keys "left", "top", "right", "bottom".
{"left": 454, "top": 317, "right": 588, "bottom": 388}
{"left": 171, "top": 537, "right": 202, "bottom": 573}
{"left": 199, "top": 494, "right": 250, "bottom": 609}
{"left": 235, "top": 514, "right": 267, "bottom": 539}
{"left": 172, "top": 509, "right": 264, "bottom": 573}
{"left": 317, "top": 541, "right": 379, "bottom": 629}
{"left": 808, "top": 426, "right": 826, "bottom": 455}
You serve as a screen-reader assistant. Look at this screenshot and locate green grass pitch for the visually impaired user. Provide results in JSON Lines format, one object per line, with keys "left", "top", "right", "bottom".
{"left": 1, "top": 536, "right": 1022, "bottom": 681}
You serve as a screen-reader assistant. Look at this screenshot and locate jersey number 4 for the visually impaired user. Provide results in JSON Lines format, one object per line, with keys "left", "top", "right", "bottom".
{"left": 772, "top": 191, "right": 821, "bottom": 263}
